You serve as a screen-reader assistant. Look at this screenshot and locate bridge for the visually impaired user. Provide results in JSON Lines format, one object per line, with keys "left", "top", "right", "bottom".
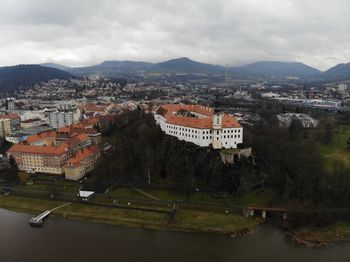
{"left": 29, "top": 202, "right": 71, "bottom": 227}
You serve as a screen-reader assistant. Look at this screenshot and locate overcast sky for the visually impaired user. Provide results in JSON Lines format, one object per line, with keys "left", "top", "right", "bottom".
{"left": 0, "top": 0, "right": 350, "bottom": 70}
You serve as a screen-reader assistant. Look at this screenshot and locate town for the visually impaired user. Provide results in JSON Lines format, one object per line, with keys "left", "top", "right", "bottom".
{"left": 0, "top": 73, "right": 349, "bottom": 184}
{"left": 4, "top": 0, "right": 350, "bottom": 260}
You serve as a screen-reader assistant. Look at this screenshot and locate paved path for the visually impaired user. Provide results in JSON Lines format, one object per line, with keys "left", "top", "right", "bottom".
{"left": 246, "top": 206, "right": 350, "bottom": 214}
{"left": 133, "top": 188, "right": 161, "bottom": 201}
{"left": 51, "top": 202, "right": 72, "bottom": 212}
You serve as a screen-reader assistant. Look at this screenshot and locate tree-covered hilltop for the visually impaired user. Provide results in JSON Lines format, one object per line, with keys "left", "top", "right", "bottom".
{"left": 243, "top": 101, "right": 350, "bottom": 208}
{"left": 0, "top": 64, "right": 72, "bottom": 92}
{"left": 90, "top": 104, "right": 350, "bottom": 209}
{"left": 90, "top": 109, "right": 252, "bottom": 195}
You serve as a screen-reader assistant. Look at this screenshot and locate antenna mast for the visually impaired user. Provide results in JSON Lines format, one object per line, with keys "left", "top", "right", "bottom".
{"left": 225, "top": 64, "right": 229, "bottom": 88}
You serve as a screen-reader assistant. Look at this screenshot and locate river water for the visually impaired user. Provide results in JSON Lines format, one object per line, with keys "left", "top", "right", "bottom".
{"left": 1, "top": 208, "right": 350, "bottom": 262}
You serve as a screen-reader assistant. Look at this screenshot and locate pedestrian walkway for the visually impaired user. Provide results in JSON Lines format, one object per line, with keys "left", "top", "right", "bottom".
{"left": 133, "top": 188, "right": 161, "bottom": 201}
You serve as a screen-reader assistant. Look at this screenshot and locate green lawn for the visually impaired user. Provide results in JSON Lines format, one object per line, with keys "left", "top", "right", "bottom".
{"left": 0, "top": 195, "right": 259, "bottom": 234}
{"left": 189, "top": 189, "right": 276, "bottom": 207}
{"left": 174, "top": 209, "right": 259, "bottom": 234}
{"left": 293, "top": 221, "right": 350, "bottom": 243}
{"left": 15, "top": 180, "right": 81, "bottom": 193}
{"left": 108, "top": 188, "right": 149, "bottom": 199}
{"left": 319, "top": 125, "right": 350, "bottom": 170}
{"left": 141, "top": 188, "right": 186, "bottom": 201}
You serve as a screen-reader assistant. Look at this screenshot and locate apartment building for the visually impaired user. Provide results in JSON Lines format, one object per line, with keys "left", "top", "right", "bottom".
{"left": 7, "top": 126, "right": 101, "bottom": 179}
{"left": 49, "top": 111, "right": 74, "bottom": 129}
{"left": 0, "top": 114, "right": 21, "bottom": 137}
{"left": 64, "top": 146, "right": 101, "bottom": 180}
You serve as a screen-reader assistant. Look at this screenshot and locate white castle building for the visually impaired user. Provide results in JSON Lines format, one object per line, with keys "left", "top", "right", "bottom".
{"left": 154, "top": 104, "right": 243, "bottom": 149}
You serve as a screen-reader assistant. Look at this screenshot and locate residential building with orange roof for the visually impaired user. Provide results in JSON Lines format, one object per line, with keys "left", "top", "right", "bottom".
{"left": 7, "top": 143, "right": 70, "bottom": 174}
{"left": 84, "top": 103, "right": 107, "bottom": 116}
{"left": 5, "top": 114, "right": 117, "bottom": 178}
{"left": 69, "top": 117, "right": 100, "bottom": 129}
{"left": 6, "top": 122, "right": 102, "bottom": 178}
{"left": 64, "top": 146, "right": 101, "bottom": 180}
{"left": 25, "top": 131, "right": 58, "bottom": 146}
{"left": 154, "top": 104, "right": 243, "bottom": 149}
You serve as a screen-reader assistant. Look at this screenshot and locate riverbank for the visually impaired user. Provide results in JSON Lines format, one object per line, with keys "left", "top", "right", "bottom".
{"left": 4, "top": 209, "right": 350, "bottom": 262}
{"left": 0, "top": 195, "right": 260, "bottom": 236}
{"left": 289, "top": 222, "right": 350, "bottom": 248}
{"left": 3, "top": 194, "right": 350, "bottom": 247}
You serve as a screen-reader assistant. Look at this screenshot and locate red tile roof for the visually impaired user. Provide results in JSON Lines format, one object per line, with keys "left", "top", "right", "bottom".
{"left": 7, "top": 143, "right": 68, "bottom": 156}
{"left": 0, "top": 114, "right": 20, "bottom": 120}
{"left": 67, "top": 133, "right": 90, "bottom": 146}
{"left": 84, "top": 103, "right": 107, "bottom": 113}
{"left": 21, "top": 118, "right": 41, "bottom": 123}
{"left": 26, "top": 131, "right": 57, "bottom": 144}
{"left": 68, "top": 117, "right": 100, "bottom": 129}
{"left": 66, "top": 146, "right": 100, "bottom": 166}
{"left": 157, "top": 104, "right": 241, "bottom": 129}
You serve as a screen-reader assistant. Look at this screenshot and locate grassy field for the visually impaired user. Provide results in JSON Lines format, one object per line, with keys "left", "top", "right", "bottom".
{"left": 319, "top": 125, "right": 350, "bottom": 170}
{"left": 188, "top": 189, "right": 276, "bottom": 206}
{"left": 108, "top": 188, "right": 150, "bottom": 199}
{"left": 0, "top": 172, "right": 272, "bottom": 235}
{"left": 292, "top": 221, "right": 350, "bottom": 244}
{"left": 0, "top": 195, "right": 259, "bottom": 234}
{"left": 174, "top": 209, "right": 259, "bottom": 234}
{"left": 131, "top": 188, "right": 276, "bottom": 207}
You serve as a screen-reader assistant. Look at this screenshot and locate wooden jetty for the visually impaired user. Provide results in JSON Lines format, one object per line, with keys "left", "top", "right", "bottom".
{"left": 29, "top": 202, "right": 71, "bottom": 227}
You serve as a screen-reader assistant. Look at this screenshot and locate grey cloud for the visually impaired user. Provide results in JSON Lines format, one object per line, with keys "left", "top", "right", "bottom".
{"left": 0, "top": 0, "right": 350, "bottom": 70}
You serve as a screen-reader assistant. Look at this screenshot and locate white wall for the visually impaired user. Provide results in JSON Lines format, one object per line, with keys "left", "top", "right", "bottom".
{"left": 155, "top": 113, "right": 243, "bottom": 149}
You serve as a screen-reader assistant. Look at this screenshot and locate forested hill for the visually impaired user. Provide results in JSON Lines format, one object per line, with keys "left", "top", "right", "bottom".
{"left": 90, "top": 105, "right": 350, "bottom": 210}
{"left": 0, "top": 64, "right": 72, "bottom": 92}
{"left": 90, "top": 109, "right": 247, "bottom": 193}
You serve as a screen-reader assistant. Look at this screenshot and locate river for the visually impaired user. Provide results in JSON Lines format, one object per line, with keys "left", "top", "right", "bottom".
{"left": 1, "top": 208, "right": 350, "bottom": 262}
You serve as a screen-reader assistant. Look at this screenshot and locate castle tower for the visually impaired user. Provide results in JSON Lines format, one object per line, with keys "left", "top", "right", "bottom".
{"left": 212, "top": 109, "right": 223, "bottom": 149}
{"left": 213, "top": 110, "right": 222, "bottom": 129}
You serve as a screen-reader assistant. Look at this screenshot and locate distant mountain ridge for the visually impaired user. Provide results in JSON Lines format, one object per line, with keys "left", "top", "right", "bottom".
{"left": 152, "top": 57, "right": 224, "bottom": 74}
{"left": 241, "top": 61, "right": 322, "bottom": 78}
{"left": 42, "top": 58, "right": 325, "bottom": 79}
{"left": 43, "top": 57, "right": 227, "bottom": 77}
{"left": 0, "top": 58, "right": 348, "bottom": 93}
{"left": 41, "top": 63, "right": 72, "bottom": 72}
{"left": 0, "top": 64, "right": 72, "bottom": 92}
{"left": 322, "top": 63, "right": 350, "bottom": 81}
{"left": 37, "top": 57, "right": 350, "bottom": 82}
